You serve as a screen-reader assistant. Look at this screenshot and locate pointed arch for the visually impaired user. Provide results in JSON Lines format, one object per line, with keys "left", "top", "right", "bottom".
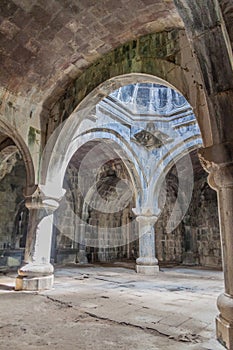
{"left": 0, "top": 118, "right": 35, "bottom": 195}
{"left": 40, "top": 31, "right": 212, "bottom": 150}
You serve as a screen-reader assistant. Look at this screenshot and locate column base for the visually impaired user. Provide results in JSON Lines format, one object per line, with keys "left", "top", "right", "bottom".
{"left": 136, "top": 265, "right": 160, "bottom": 275}
{"left": 216, "top": 315, "right": 233, "bottom": 349}
{"left": 15, "top": 274, "right": 54, "bottom": 291}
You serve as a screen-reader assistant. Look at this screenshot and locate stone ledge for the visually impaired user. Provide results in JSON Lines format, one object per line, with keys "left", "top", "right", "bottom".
{"left": 216, "top": 315, "right": 233, "bottom": 350}
{"left": 136, "top": 265, "right": 160, "bottom": 275}
{"left": 15, "top": 274, "right": 54, "bottom": 291}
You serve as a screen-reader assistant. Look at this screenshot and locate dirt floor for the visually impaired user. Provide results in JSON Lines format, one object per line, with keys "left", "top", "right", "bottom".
{"left": 0, "top": 265, "right": 226, "bottom": 350}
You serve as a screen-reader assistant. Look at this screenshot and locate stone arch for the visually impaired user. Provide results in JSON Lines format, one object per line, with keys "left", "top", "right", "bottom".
{"left": 40, "top": 30, "right": 212, "bottom": 149}
{"left": 42, "top": 128, "right": 145, "bottom": 206}
{"left": 148, "top": 138, "right": 203, "bottom": 232}
{"left": 0, "top": 132, "right": 31, "bottom": 258}
{"left": 149, "top": 137, "right": 203, "bottom": 199}
{"left": 0, "top": 118, "right": 35, "bottom": 196}
{"left": 40, "top": 72, "right": 206, "bottom": 200}
{"left": 80, "top": 154, "right": 137, "bottom": 226}
{"left": 53, "top": 148, "right": 138, "bottom": 264}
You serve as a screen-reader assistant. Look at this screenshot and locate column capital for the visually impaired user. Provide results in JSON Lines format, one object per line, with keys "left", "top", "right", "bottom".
{"left": 198, "top": 142, "right": 233, "bottom": 170}
{"left": 24, "top": 186, "right": 61, "bottom": 211}
{"left": 135, "top": 215, "right": 158, "bottom": 226}
{"left": 132, "top": 206, "right": 161, "bottom": 218}
{"left": 198, "top": 142, "right": 233, "bottom": 189}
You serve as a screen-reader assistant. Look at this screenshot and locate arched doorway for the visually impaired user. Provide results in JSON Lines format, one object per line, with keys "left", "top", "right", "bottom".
{"left": 53, "top": 141, "right": 138, "bottom": 266}
{"left": 0, "top": 125, "right": 35, "bottom": 271}
{"left": 44, "top": 80, "right": 207, "bottom": 274}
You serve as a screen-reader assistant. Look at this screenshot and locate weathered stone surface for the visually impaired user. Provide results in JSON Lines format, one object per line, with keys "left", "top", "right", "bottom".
{"left": 0, "top": 1, "right": 232, "bottom": 347}
{"left": 0, "top": 266, "right": 225, "bottom": 350}
{"left": 52, "top": 91, "right": 217, "bottom": 270}
{"left": 174, "top": 0, "right": 233, "bottom": 146}
{"left": 136, "top": 265, "right": 160, "bottom": 275}
{"left": 156, "top": 150, "right": 220, "bottom": 268}
{"left": 0, "top": 150, "right": 27, "bottom": 252}
{"left": 54, "top": 157, "right": 137, "bottom": 264}
{"left": 15, "top": 274, "right": 54, "bottom": 291}
{"left": 39, "top": 28, "right": 211, "bottom": 157}
{"left": 219, "top": 0, "right": 233, "bottom": 49}
{"left": 0, "top": 0, "right": 183, "bottom": 99}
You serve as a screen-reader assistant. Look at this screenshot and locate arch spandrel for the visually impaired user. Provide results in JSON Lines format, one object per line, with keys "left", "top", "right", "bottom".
{"left": 40, "top": 79, "right": 203, "bottom": 218}
{"left": 41, "top": 30, "right": 213, "bottom": 149}
{"left": 41, "top": 128, "right": 145, "bottom": 207}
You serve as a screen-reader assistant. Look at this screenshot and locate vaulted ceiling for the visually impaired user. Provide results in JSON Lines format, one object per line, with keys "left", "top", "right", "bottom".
{"left": 0, "top": 0, "right": 183, "bottom": 101}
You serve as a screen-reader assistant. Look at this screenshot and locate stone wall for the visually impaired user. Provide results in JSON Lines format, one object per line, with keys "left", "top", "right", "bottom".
{"left": 44, "top": 28, "right": 207, "bottom": 147}
{"left": 53, "top": 157, "right": 137, "bottom": 264}
{"left": 54, "top": 149, "right": 221, "bottom": 268}
{"left": 155, "top": 151, "right": 221, "bottom": 268}
{"left": 0, "top": 151, "right": 27, "bottom": 269}
{"left": 155, "top": 172, "right": 184, "bottom": 264}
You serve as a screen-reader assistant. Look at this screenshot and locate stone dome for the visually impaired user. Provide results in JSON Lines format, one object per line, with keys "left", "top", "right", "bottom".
{"left": 110, "top": 83, "right": 188, "bottom": 116}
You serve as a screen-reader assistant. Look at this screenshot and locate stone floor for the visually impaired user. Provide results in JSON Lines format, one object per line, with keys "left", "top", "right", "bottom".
{"left": 0, "top": 265, "right": 226, "bottom": 350}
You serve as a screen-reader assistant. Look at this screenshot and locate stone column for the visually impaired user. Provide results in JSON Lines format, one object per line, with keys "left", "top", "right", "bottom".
{"left": 15, "top": 188, "right": 59, "bottom": 291}
{"left": 199, "top": 145, "right": 233, "bottom": 349}
{"left": 135, "top": 215, "right": 159, "bottom": 275}
{"left": 77, "top": 223, "right": 88, "bottom": 264}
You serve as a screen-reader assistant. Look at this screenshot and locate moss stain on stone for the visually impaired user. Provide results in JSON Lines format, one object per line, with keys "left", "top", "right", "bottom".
{"left": 28, "top": 126, "right": 40, "bottom": 146}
